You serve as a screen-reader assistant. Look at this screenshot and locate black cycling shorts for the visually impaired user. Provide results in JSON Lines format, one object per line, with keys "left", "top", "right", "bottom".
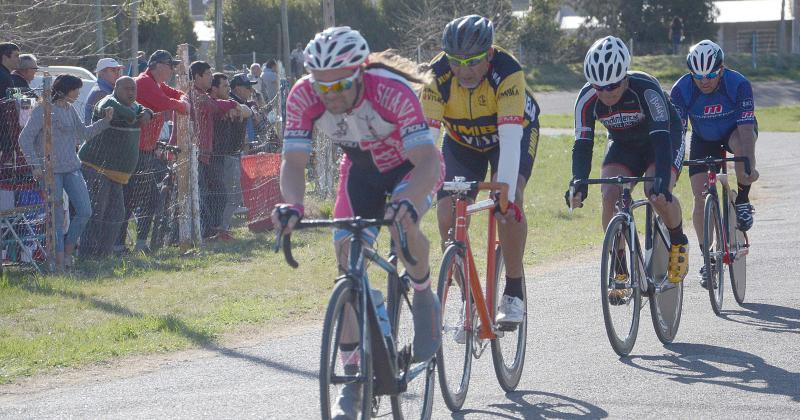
{"left": 602, "top": 128, "right": 685, "bottom": 178}
{"left": 688, "top": 124, "right": 758, "bottom": 177}
{"left": 437, "top": 125, "right": 539, "bottom": 200}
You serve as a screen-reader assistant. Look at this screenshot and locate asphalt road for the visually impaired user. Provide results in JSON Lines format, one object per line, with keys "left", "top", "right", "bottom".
{"left": 538, "top": 80, "right": 800, "bottom": 114}
{"left": 1, "top": 132, "right": 798, "bottom": 418}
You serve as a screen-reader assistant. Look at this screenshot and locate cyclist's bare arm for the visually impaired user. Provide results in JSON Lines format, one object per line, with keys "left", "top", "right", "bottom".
{"left": 392, "top": 143, "right": 441, "bottom": 215}
{"left": 274, "top": 150, "right": 309, "bottom": 233}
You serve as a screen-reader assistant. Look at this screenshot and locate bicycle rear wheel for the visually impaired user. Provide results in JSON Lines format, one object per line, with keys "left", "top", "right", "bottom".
{"left": 389, "top": 273, "right": 435, "bottom": 419}
{"left": 649, "top": 214, "right": 684, "bottom": 344}
{"left": 727, "top": 197, "right": 747, "bottom": 304}
{"left": 704, "top": 195, "right": 725, "bottom": 315}
{"left": 436, "top": 244, "right": 473, "bottom": 412}
{"left": 600, "top": 215, "right": 641, "bottom": 357}
{"left": 320, "top": 279, "right": 373, "bottom": 420}
{"left": 490, "top": 245, "right": 527, "bottom": 392}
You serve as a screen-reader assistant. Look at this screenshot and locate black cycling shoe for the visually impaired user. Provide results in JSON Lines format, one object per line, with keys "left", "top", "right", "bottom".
{"left": 699, "top": 257, "right": 717, "bottom": 290}
{"left": 735, "top": 202, "right": 754, "bottom": 232}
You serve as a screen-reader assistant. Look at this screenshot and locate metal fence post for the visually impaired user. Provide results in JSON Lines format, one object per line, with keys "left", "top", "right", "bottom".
{"left": 752, "top": 31, "right": 758, "bottom": 69}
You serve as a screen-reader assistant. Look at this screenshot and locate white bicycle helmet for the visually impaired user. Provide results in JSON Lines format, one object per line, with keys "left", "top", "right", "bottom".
{"left": 583, "top": 36, "right": 631, "bottom": 86}
{"left": 304, "top": 26, "right": 370, "bottom": 71}
{"left": 687, "top": 40, "right": 724, "bottom": 76}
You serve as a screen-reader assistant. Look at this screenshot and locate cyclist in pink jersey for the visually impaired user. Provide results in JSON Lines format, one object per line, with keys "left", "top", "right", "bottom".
{"left": 272, "top": 27, "right": 443, "bottom": 419}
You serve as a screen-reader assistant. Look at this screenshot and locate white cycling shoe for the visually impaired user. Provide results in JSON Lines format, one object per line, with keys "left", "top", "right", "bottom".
{"left": 496, "top": 295, "right": 525, "bottom": 326}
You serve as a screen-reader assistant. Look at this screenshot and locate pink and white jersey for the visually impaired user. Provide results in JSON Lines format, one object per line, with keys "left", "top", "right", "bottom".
{"left": 283, "top": 68, "right": 433, "bottom": 173}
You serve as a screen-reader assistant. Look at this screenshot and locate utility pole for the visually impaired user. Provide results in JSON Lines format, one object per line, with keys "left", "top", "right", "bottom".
{"left": 281, "top": 0, "right": 290, "bottom": 71}
{"left": 779, "top": 0, "right": 787, "bottom": 54}
{"left": 793, "top": 0, "right": 799, "bottom": 53}
{"left": 322, "top": 0, "right": 335, "bottom": 27}
{"left": 131, "top": 0, "right": 138, "bottom": 76}
{"left": 215, "top": 0, "right": 224, "bottom": 70}
{"left": 95, "top": 0, "right": 105, "bottom": 55}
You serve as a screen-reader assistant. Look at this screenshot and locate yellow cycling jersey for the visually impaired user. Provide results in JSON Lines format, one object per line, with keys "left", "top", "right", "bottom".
{"left": 421, "top": 46, "right": 540, "bottom": 152}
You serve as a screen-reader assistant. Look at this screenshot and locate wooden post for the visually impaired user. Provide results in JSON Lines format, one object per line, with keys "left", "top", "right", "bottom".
{"left": 175, "top": 44, "right": 195, "bottom": 251}
{"left": 215, "top": 0, "right": 224, "bottom": 69}
{"left": 322, "top": 0, "right": 335, "bottom": 27}
{"left": 131, "top": 0, "right": 139, "bottom": 76}
{"left": 41, "top": 76, "right": 56, "bottom": 271}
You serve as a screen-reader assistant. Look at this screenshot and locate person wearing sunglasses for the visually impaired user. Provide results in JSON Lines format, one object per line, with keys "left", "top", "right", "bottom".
{"left": 669, "top": 40, "right": 758, "bottom": 289}
{"left": 421, "top": 15, "right": 541, "bottom": 329}
{"left": 274, "top": 26, "right": 444, "bottom": 419}
{"left": 567, "top": 36, "right": 689, "bottom": 293}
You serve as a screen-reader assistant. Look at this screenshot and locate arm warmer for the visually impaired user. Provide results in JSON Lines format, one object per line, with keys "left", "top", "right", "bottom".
{"left": 497, "top": 124, "right": 522, "bottom": 202}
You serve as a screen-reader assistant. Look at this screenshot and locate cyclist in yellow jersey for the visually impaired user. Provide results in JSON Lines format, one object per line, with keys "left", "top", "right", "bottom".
{"left": 421, "top": 15, "right": 540, "bottom": 328}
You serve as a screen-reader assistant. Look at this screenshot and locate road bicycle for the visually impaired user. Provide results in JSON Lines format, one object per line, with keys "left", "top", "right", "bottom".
{"left": 569, "top": 176, "right": 683, "bottom": 356}
{"left": 683, "top": 156, "right": 750, "bottom": 315}
{"left": 274, "top": 212, "right": 435, "bottom": 419}
{"left": 436, "top": 178, "right": 526, "bottom": 411}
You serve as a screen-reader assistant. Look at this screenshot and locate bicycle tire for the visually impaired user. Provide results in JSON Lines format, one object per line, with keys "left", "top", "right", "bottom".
{"left": 704, "top": 195, "right": 725, "bottom": 315}
{"left": 600, "top": 215, "right": 641, "bottom": 357}
{"left": 388, "top": 272, "right": 435, "bottom": 420}
{"left": 436, "top": 244, "right": 473, "bottom": 412}
{"left": 320, "top": 279, "right": 373, "bottom": 420}
{"left": 490, "top": 244, "right": 527, "bottom": 392}
{"left": 149, "top": 186, "right": 170, "bottom": 252}
{"left": 649, "top": 214, "right": 684, "bottom": 344}
{"left": 727, "top": 197, "right": 747, "bottom": 305}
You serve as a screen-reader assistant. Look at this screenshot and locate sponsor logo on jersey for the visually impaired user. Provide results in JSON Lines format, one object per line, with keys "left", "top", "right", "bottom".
{"left": 491, "top": 71, "right": 501, "bottom": 86}
{"left": 400, "top": 123, "right": 428, "bottom": 137}
{"left": 644, "top": 89, "right": 668, "bottom": 122}
{"left": 455, "top": 133, "right": 500, "bottom": 149}
{"left": 284, "top": 129, "right": 311, "bottom": 138}
{"left": 499, "top": 86, "right": 519, "bottom": 98}
{"left": 478, "top": 95, "right": 487, "bottom": 106}
{"left": 703, "top": 104, "right": 723, "bottom": 115}
{"left": 741, "top": 98, "right": 754, "bottom": 110}
{"left": 740, "top": 111, "right": 755, "bottom": 119}
{"left": 598, "top": 112, "right": 644, "bottom": 130}
{"left": 436, "top": 72, "right": 452, "bottom": 85}
{"left": 499, "top": 115, "right": 524, "bottom": 125}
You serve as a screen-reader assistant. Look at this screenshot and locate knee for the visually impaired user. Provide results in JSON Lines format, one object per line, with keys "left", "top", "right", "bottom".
{"left": 601, "top": 187, "right": 619, "bottom": 207}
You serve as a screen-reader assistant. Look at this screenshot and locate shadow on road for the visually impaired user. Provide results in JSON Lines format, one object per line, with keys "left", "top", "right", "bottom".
{"left": 622, "top": 343, "right": 799, "bottom": 402}
{"left": 452, "top": 390, "right": 608, "bottom": 419}
{"left": 15, "top": 282, "right": 318, "bottom": 381}
{"left": 720, "top": 303, "right": 800, "bottom": 334}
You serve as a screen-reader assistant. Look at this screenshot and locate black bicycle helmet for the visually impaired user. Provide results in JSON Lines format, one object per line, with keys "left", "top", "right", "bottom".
{"left": 442, "top": 15, "right": 494, "bottom": 57}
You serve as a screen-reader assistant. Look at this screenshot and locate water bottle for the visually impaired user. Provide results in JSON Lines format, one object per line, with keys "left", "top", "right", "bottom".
{"left": 371, "top": 289, "right": 392, "bottom": 339}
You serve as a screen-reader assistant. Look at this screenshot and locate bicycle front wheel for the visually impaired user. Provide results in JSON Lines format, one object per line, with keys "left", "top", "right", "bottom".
{"left": 320, "top": 279, "right": 373, "bottom": 420}
{"left": 436, "top": 244, "right": 473, "bottom": 412}
{"left": 490, "top": 245, "right": 527, "bottom": 392}
{"left": 705, "top": 195, "right": 725, "bottom": 315}
{"left": 389, "top": 273, "right": 435, "bottom": 419}
{"left": 649, "top": 214, "right": 684, "bottom": 344}
{"left": 727, "top": 198, "right": 747, "bottom": 304}
{"left": 600, "top": 215, "right": 641, "bottom": 357}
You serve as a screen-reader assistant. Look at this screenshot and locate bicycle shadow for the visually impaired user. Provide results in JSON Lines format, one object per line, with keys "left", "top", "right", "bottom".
{"left": 720, "top": 303, "right": 800, "bottom": 334}
{"left": 452, "top": 390, "right": 608, "bottom": 419}
{"left": 621, "top": 343, "right": 799, "bottom": 402}
{"left": 11, "top": 282, "right": 318, "bottom": 382}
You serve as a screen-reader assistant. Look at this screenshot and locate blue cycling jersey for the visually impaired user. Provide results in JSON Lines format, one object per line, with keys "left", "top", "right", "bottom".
{"left": 670, "top": 69, "right": 756, "bottom": 142}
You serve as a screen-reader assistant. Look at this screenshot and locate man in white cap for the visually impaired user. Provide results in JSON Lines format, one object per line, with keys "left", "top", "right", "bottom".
{"left": 85, "top": 57, "right": 124, "bottom": 122}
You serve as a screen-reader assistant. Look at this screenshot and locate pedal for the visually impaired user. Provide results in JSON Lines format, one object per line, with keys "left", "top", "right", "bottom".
{"left": 496, "top": 322, "right": 517, "bottom": 333}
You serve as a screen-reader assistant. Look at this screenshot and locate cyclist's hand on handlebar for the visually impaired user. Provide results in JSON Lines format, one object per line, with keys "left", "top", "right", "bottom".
{"left": 564, "top": 181, "right": 587, "bottom": 210}
{"left": 743, "top": 167, "right": 759, "bottom": 184}
{"left": 492, "top": 193, "right": 522, "bottom": 223}
{"left": 271, "top": 203, "right": 304, "bottom": 235}
{"left": 648, "top": 178, "right": 673, "bottom": 205}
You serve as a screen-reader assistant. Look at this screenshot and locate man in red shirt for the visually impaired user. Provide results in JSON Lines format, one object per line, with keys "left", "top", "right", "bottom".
{"left": 117, "top": 50, "right": 189, "bottom": 253}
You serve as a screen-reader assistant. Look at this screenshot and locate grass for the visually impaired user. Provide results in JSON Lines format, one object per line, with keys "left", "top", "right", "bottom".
{"left": 527, "top": 53, "right": 800, "bottom": 92}
{"left": 0, "top": 134, "right": 696, "bottom": 384}
{"left": 539, "top": 105, "right": 800, "bottom": 132}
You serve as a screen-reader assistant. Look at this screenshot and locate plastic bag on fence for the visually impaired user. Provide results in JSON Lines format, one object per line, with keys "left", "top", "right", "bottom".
{"left": 240, "top": 153, "right": 282, "bottom": 232}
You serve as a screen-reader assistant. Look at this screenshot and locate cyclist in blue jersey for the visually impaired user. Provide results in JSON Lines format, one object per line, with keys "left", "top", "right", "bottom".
{"left": 670, "top": 40, "right": 759, "bottom": 288}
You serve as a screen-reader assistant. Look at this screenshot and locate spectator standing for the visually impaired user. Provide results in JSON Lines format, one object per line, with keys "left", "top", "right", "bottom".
{"left": 215, "top": 74, "right": 255, "bottom": 240}
{"left": 247, "top": 63, "right": 266, "bottom": 107}
{"left": 670, "top": 17, "right": 684, "bottom": 55}
{"left": 290, "top": 43, "right": 304, "bottom": 80}
{"left": 11, "top": 54, "right": 38, "bottom": 97}
{"left": 85, "top": 58, "right": 124, "bottom": 122}
{"left": 137, "top": 51, "right": 147, "bottom": 75}
{"left": 118, "top": 50, "right": 188, "bottom": 254}
{"left": 189, "top": 62, "right": 248, "bottom": 238}
{"left": 19, "top": 74, "right": 113, "bottom": 270}
{"left": 0, "top": 42, "right": 19, "bottom": 98}
{"left": 261, "top": 59, "right": 279, "bottom": 106}
{"left": 80, "top": 77, "right": 152, "bottom": 258}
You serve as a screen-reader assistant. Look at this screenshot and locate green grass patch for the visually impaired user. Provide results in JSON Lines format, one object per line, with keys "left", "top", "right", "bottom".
{"left": 527, "top": 53, "right": 800, "bottom": 92}
{"left": 539, "top": 105, "right": 800, "bottom": 132}
{"left": 0, "top": 135, "right": 697, "bottom": 384}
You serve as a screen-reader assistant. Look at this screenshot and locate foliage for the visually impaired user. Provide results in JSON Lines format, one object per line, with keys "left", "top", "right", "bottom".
{"left": 138, "top": 0, "right": 198, "bottom": 57}
{"left": 517, "top": 0, "right": 562, "bottom": 65}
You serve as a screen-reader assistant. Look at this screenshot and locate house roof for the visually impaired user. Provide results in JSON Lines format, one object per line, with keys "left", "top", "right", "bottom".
{"left": 715, "top": 0, "right": 794, "bottom": 24}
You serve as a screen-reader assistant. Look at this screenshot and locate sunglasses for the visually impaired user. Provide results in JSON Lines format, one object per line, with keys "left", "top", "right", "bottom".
{"left": 446, "top": 51, "right": 488, "bottom": 67}
{"left": 691, "top": 70, "right": 720, "bottom": 80}
{"left": 592, "top": 79, "right": 624, "bottom": 92}
{"left": 311, "top": 68, "right": 360, "bottom": 94}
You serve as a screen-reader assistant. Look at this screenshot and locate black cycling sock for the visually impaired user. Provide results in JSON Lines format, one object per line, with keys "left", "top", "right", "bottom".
{"left": 668, "top": 223, "right": 688, "bottom": 246}
{"left": 736, "top": 183, "right": 751, "bottom": 204}
{"left": 503, "top": 277, "right": 524, "bottom": 299}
